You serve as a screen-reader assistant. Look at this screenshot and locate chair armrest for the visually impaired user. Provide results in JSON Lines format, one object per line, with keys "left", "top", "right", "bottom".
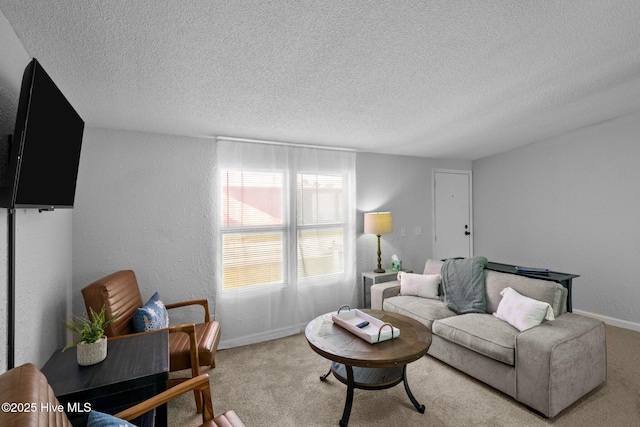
{"left": 168, "top": 323, "right": 201, "bottom": 376}
{"left": 115, "top": 374, "right": 214, "bottom": 423}
{"left": 168, "top": 322, "right": 197, "bottom": 335}
{"left": 371, "top": 280, "right": 401, "bottom": 310}
{"left": 165, "top": 299, "right": 211, "bottom": 322}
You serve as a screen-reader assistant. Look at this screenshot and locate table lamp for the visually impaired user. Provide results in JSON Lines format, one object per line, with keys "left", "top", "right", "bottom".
{"left": 364, "top": 212, "right": 393, "bottom": 273}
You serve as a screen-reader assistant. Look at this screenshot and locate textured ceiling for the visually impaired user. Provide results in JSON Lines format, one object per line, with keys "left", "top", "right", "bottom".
{"left": 1, "top": 1, "right": 640, "bottom": 160}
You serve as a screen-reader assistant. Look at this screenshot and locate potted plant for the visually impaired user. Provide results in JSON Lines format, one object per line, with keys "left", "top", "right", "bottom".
{"left": 62, "top": 306, "right": 117, "bottom": 366}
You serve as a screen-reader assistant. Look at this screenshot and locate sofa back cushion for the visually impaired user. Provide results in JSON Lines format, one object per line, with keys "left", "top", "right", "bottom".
{"left": 423, "top": 259, "right": 445, "bottom": 296}
{"left": 485, "top": 270, "right": 567, "bottom": 316}
{"left": 423, "top": 258, "right": 444, "bottom": 275}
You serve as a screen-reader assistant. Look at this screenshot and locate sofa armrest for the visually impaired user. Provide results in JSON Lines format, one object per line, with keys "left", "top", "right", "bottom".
{"left": 371, "top": 280, "right": 400, "bottom": 310}
{"left": 515, "top": 313, "right": 606, "bottom": 417}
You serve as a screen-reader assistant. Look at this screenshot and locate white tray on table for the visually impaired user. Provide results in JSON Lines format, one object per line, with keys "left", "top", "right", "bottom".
{"left": 331, "top": 308, "right": 400, "bottom": 344}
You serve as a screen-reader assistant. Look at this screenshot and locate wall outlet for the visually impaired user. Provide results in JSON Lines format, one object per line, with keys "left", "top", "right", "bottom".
{"left": 401, "top": 227, "right": 406, "bottom": 237}
{"left": 415, "top": 226, "right": 422, "bottom": 236}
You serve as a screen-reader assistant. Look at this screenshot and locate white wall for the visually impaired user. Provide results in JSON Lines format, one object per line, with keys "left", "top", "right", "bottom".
{"left": 0, "top": 209, "right": 71, "bottom": 371}
{"left": 355, "top": 152, "right": 471, "bottom": 305}
{"left": 0, "top": 9, "right": 73, "bottom": 372}
{"left": 72, "top": 128, "right": 217, "bottom": 325}
{"left": 473, "top": 111, "right": 640, "bottom": 330}
{"left": 73, "top": 136, "right": 472, "bottom": 324}
{"left": 15, "top": 210, "right": 73, "bottom": 366}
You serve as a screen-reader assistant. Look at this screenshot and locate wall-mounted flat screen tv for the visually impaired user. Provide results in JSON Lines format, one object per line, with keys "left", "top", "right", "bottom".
{"left": 1, "top": 58, "right": 84, "bottom": 210}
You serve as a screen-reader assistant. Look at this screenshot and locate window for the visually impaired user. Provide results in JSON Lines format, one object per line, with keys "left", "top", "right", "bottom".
{"left": 297, "top": 173, "right": 345, "bottom": 280}
{"left": 215, "top": 138, "right": 356, "bottom": 347}
{"left": 221, "top": 170, "right": 285, "bottom": 289}
{"left": 220, "top": 170, "right": 348, "bottom": 290}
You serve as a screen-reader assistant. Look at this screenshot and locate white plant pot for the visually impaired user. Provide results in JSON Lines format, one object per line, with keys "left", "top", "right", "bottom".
{"left": 76, "top": 336, "right": 107, "bottom": 366}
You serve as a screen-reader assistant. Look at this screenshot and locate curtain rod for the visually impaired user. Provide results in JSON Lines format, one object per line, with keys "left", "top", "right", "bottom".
{"left": 216, "top": 136, "right": 356, "bottom": 153}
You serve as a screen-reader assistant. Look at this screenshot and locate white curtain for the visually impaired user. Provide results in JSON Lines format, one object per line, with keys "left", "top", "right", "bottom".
{"left": 214, "top": 138, "right": 357, "bottom": 348}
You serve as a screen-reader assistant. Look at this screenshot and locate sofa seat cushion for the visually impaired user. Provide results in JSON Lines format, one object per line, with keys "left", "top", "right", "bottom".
{"left": 383, "top": 296, "right": 456, "bottom": 329}
{"left": 433, "top": 313, "right": 519, "bottom": 365}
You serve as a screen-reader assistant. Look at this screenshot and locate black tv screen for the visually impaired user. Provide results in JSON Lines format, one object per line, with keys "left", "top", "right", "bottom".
{"left": 2, "top": 58, "right": 84, "bottom": 210}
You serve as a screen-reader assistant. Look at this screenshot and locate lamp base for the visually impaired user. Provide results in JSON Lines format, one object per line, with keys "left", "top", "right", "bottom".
{"left": 374, "top": 234, "right": 385, "bottom": 274}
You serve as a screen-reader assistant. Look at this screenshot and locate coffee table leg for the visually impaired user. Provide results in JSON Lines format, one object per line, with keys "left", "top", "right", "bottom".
{"left": 402, "top": 365, "right": 425, "bottom": 413}
{"left": 339, "top": 365, "right": 355, "bottom": 427}
{"left": 320, "top": 367, "right": 332, "bottom": 381}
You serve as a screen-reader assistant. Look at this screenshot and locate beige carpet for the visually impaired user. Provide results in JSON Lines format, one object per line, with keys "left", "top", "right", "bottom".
{"left": 168, "top": 324, "right": 640, "bottom": 426}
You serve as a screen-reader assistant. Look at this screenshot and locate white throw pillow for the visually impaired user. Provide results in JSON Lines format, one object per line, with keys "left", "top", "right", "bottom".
{"left": 493, "top": 287, "right": 555, "bottom": 331}
{"left": 398, "top": 272, "right": 441, "bottom": 299}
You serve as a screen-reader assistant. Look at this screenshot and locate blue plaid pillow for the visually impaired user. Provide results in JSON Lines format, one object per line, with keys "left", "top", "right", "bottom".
{"left": 133, "top": 292, "right": 169, "bottom": 332}
{"left": 87, "top": 410, "right": 137, "bottom": 427}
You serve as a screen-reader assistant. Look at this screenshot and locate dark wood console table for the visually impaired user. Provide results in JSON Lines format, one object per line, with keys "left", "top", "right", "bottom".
{"left": 41, "top": 330, "right": 169, "bottom": 427}
{"left": 486, "top": 262, "right": 579, "bottom": 312}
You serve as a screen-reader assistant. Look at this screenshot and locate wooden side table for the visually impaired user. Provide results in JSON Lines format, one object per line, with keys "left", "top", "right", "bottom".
{"left": 41, "top": 330, "right": 169, "bottom": 427}
{"left": 361, "top": 269, "right": 412, "bottom": 308}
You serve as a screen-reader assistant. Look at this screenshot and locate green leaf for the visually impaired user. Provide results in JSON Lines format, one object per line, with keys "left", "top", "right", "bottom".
{"left": 61, "top": 305, "right": 119, "bottom": 352}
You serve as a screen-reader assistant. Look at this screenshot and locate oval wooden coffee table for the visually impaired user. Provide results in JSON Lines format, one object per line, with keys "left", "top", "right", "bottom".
{"left": 305, "top": 309, "right": 431, "bottom": 427}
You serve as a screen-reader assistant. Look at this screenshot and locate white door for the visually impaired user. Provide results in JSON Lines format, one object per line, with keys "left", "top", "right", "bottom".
{"left": 433, "top": 170, "right": 473, "bottom": 260}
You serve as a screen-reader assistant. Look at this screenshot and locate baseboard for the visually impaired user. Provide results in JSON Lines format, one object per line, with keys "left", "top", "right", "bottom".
{"left": 573, "top": 309, "right": 640, "bottom": 332}
{"left": 218, "top": 325, "right": 300, "bottom": 350}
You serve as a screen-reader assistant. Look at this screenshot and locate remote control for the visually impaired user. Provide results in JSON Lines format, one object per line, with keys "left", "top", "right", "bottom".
{"left": 356, "top": 321, "right": 369, "bottom": 328}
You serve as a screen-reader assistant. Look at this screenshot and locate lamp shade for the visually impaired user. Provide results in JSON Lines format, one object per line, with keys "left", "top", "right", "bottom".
{"left": 364, "top": 212, "right": 393, "bottom": 235}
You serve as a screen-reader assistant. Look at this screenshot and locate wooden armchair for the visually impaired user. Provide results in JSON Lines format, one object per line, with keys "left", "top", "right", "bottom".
{"left": 0, "top": 363, "right": 245, "bottom": 427}
{"left": 82, "top": 270, "right": 221, "bottom": 411}
{"left": 115, "top": 373, "right": 245, "bottom": 427}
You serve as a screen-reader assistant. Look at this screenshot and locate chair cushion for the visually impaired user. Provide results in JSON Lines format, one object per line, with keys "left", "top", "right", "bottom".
{"left": 133, "top": 292, "right": 169, "bottom": 332}
{"left": 82, "top": 270, "right": 144, "bottom": 337}
{"left": 170, "top": 321, "right": 222, "bottom": 370}
{"left": 213, "top": 410, "right": 246, "bottom": 427}
{"left": 0, "top": 363, "right": 73, "bottom": 427}
{"left": 433, "top": 313, "right": 519, "bottom": 365}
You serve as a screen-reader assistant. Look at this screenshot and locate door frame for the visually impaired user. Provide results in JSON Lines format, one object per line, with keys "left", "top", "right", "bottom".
{"left": 432, "top": 168, "right": 474, "bottom": 260}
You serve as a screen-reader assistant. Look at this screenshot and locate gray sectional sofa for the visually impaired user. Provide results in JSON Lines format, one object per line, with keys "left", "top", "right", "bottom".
{"left": 371, "top": 258, "right": 607, "bottom": 418}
